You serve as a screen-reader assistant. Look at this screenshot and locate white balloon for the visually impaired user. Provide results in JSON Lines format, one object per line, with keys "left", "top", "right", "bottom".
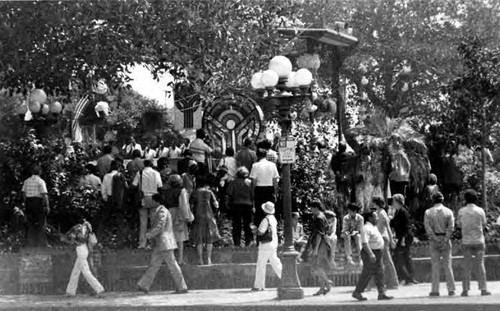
{"left": 95, "top": 101, "right": 110, "bottom": 116}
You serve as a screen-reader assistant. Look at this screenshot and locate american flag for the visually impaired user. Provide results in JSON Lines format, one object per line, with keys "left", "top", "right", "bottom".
{"left": 71, "top": 94, "right": 90, "bottom": 143}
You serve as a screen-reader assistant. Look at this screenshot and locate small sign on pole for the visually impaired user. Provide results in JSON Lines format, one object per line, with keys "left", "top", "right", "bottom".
{"left": 278, "top": 137, "right": 296, "bottom": 164}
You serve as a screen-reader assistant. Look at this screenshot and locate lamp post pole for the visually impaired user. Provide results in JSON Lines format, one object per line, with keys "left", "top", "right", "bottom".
{"left": 276, "top": 96, "right": 304, "bottom": 300}
{"left": 252, "top": 56, "right": 313, "bottom": 300}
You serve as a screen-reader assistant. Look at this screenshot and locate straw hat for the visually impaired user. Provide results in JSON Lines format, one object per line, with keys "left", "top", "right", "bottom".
{"left": 261, "top": 202, "right": 275, "bottom": 214}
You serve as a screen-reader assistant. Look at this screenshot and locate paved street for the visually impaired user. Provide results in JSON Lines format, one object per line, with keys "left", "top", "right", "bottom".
{"left": 1, "top": 281, "right": 499, "bottom": 311}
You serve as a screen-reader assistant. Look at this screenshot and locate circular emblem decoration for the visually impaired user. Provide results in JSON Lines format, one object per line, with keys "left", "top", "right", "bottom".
{"left": 202, "top": 92, "right": 263, "bottom": 152}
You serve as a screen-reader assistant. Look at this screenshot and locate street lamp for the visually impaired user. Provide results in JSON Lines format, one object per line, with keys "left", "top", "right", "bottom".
{"left": 251, "top": 55, "right": 314, "bottom": 300}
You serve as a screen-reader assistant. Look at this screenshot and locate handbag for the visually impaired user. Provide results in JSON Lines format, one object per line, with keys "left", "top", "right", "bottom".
{"left": 257, "top": 217, "right": 273, "bottom": 243}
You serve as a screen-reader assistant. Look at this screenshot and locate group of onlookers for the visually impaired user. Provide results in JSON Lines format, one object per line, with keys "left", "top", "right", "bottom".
{"left": 289, "top": 186, "right": 493, "bottom": 301}
{"left": 18, "top": 131, "right": 496, "bottom": 300}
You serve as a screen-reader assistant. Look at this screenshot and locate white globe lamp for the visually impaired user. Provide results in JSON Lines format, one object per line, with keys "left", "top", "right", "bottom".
{"left": 295, "top": 68, "right": 313, "bottom": 87}
{"left": 261, "top": 70, "right": 279, "bottom": 88}
{"left": 251, "top": 72, "right": 265, "bottom": 90}
{"left": 269, "top": 56, "right": 292, "bottom": 78}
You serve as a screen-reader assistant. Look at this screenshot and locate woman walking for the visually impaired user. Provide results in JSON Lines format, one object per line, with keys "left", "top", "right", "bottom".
{"left": 165, "top": 174, "right": 193, "bottom": 265}
{"left": 252, "top": 201, "right": 282, "bottom": 291}
{"left": 307, "top": 201, "right": 334, "bottom": 296}
{"left": 190, "top": 175, "right": 220, "bottom": 265}
{"left": 61, "top": 213, "right": 104, "bottom": 297}
{"left": 372, "top": 197, "right": 399, "bottom": 289}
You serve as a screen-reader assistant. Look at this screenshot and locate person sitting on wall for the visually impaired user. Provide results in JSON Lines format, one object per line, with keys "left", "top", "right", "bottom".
{"left": 341, "top": 203, "right": 364, "bottom": 267}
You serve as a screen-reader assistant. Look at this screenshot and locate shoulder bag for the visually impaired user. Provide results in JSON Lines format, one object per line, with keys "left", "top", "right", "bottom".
{"left": 257, "top": 216, "right": 273, "bottom": 244}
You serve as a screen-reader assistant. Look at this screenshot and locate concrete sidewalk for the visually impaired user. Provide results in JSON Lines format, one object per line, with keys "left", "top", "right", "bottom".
{"left": 1, "top": 282, "right": 499, "bottom": 311}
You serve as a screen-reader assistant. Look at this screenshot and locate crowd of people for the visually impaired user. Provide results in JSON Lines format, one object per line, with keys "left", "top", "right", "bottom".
{"left": 18, "top": 129, "right": 497, "bottom": 300}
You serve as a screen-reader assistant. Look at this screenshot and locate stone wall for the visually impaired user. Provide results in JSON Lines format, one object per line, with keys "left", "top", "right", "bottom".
{"left": 1, "top": 243, "right": 499, "bottom": 295}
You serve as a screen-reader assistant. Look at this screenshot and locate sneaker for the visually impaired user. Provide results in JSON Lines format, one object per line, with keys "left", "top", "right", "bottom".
{"left": 174, "top": 289, "right": 188, "bottom": 294}
{"left": 399, "top": 280, "right": 407, "bottom": 286}
{"left": 449, "top": 291, "right": 455, "bottom": 296}
{"left": 352, "top": 292, "right": 367, "bottom": 301}
{"left": 251, "top": 288, "right": 264, "bottom": 291}
{"left": 378, "top": 293, "right": 394, "bottom": 300}
{"left": 461, "top": 291, "right": 468, "bottom": 297}
{"left": 408, "top": 279, "right": 419, "bottom": 284}
{"left": 481, "top": 290, "right": 491, "bottom": 296}
{"left": 429, "top": 292, "right": 440, "bottom": 297}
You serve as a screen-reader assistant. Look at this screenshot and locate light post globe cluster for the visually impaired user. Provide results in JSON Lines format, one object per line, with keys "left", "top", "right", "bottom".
{"left": 251, "top": 56, "right": 313, "bottom": 93}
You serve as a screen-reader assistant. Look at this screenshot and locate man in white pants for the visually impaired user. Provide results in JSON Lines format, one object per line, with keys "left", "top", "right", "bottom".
{"left": 62, "top": 217, "right": 104, "bottom": 297}
{"left": 252, "top": 202, "right": 282, "bottom": 291}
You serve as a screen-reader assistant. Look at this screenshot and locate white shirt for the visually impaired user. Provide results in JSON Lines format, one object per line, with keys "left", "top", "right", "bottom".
{"left": 123, "top": 143, "right": 142, "bottom": 156}
{"left": 133, "top": 167, "right": 162, "bottom": 196}
{"left": 169, "top": 146, "right": 182, "bottom": 158}
{"left": 189, "top": 138, "right": 212, "bottom": 163}
{"left": 249, "top": 159, "right": 279, "bottom": 187}
{"left": 218, "top": 156, "right": 238, "bottom": 178}
{"left": 101, "top": 170, "right": 118, "bottom": 200}
{"left": 361, "top": 222, "right": 384, "bottom": 250}
{"left": 156, "top": 147, "right": 170, "bottom": 158}
{"left": 144, "top": 148, "right": 157, "bottom": 160}
{"left": 457, "top": 204, "right": 486, "bottom": 245}
{"left": 258, "top": 215, "right": 279, "bottom": 249}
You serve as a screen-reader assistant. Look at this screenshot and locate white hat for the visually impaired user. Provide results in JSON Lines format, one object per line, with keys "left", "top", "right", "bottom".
{"left": 261, "top": 202, "right": 275, "bottom": 214}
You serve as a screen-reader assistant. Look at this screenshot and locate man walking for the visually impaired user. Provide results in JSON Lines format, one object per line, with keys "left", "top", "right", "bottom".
{"left": 424, "top": 191, "right": 456, "bottom": 296}
{"left": 21, "top": 165, "right": 50, "bottom": 247}
{"left": 249, "top": 148, "right": 279, "bottom": 227}
{"left": 352, "top": 210, "right": 393, "bottom": 301}
{"left": 137, "top": 194, "right": 188, "bottom": 294}
{"left": 133, "top": 159, "right": 163, "bottom": 249}
{"left": 457, "top": 189, "right": 491, "bottom": 297}
{"left": 390, "top": 193, "right": 418, "bottom": 285}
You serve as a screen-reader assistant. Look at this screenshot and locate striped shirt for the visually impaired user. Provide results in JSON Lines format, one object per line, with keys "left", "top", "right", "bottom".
{"left": 424, "top": 203, "right": 454, "bottom": 240}
{"left": 22, "top": 175, "right": 48, "bottom": 198}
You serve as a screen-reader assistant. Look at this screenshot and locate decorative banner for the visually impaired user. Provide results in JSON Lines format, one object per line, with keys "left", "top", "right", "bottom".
{"left": 71, "top": 95, "right": 90, "bottom": 143}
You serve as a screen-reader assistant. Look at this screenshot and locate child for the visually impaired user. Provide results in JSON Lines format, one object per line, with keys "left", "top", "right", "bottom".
{"left": 61, "top": 214, "right": 104, "bottom": 297}
{"left": 324, "top": 210, "right": 338, "bottom": 268}
{"left": 292, "top": 212, "right": 307, "bottom": 262}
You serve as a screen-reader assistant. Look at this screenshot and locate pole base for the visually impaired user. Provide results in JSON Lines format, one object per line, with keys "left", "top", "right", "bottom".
{"left": 278, "top": 286, "right": 304, "bottom": 300}
{"left": 277, "top": 248, "right": 303, "bottom": 299}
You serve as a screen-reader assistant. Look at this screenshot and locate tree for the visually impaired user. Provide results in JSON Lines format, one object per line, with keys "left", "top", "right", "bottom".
{"left": 441, "top": 36, "right": 500, "bottom": 206}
